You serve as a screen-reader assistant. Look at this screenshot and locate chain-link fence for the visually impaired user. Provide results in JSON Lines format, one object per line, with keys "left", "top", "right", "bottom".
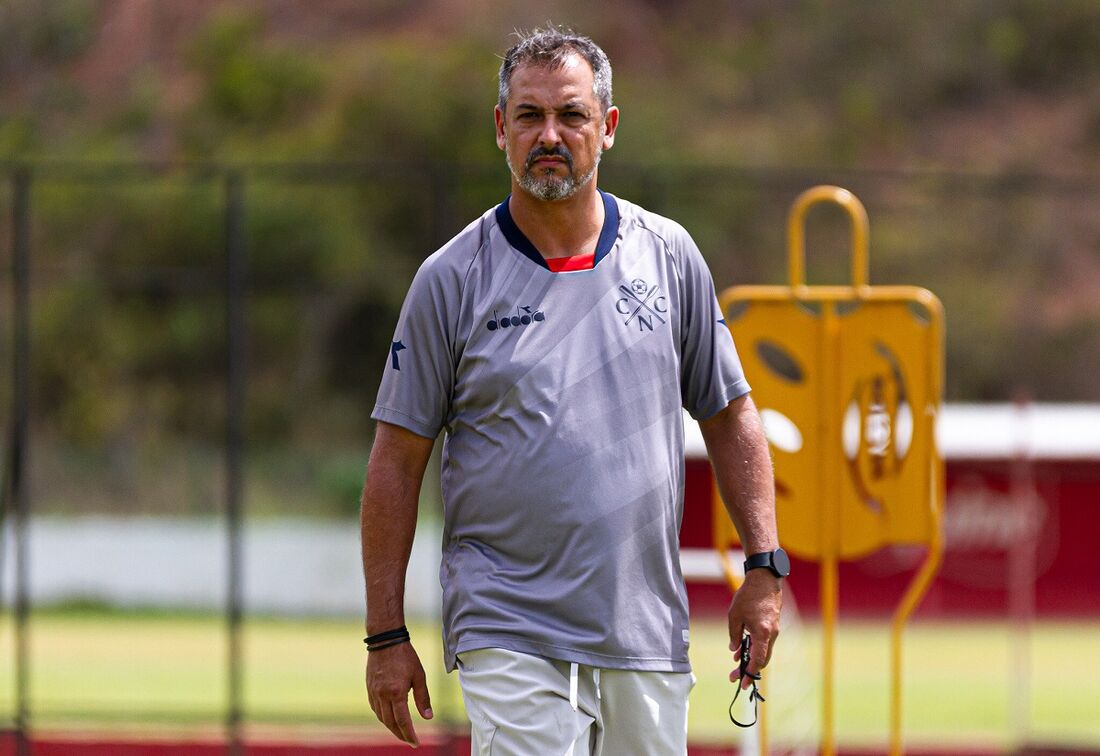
{"left": 2, "top": 160, "right": 1099, "bottom": 750}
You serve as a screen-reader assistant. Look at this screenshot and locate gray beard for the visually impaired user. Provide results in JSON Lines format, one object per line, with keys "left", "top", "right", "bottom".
{"left": 508, "top": 150, "right": 601, "bottom": 202}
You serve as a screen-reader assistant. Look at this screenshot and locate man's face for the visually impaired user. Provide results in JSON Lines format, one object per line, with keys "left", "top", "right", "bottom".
{"left": 495, "top": 54, "right": 619, "bottom": 202}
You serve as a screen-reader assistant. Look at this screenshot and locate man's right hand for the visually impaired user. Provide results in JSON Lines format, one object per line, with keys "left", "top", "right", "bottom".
{"left": 366, "top": 642, "right": 434, "bottom": 747}
{"left": 361, "top": 422, "right": 436, "bottom": 746}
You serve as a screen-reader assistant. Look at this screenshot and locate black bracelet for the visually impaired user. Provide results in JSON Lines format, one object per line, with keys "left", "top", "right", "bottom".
{"left": 366, "top": 636, "right": 411, "bottom": 652}
{"left": 364, "top": 626, "right": 408, "bottom": 645}
{"left": 364, "top": 625, "right": 410, "bottom": 647}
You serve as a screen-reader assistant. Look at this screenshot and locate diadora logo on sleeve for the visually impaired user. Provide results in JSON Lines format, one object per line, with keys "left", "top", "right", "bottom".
{"left": 390, "top": 340, "right": 406, "bottom": 370}
{"left": 615, "top": 278, "right": 668, "bottom": 331}
{"left": 486, "top": 305, "right": 545, "bottom": 332}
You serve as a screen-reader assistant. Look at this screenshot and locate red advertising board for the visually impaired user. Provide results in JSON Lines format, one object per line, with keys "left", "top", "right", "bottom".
{"left": 682, "top": 405, "right": 1100, "bottom": 618}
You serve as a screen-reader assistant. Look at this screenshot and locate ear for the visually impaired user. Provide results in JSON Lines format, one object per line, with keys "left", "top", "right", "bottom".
{"left": 495, "top": 105, "right": 507, "bottom": 151}
{"left": 601, "top": 106, "right": 620, "bottom": 150}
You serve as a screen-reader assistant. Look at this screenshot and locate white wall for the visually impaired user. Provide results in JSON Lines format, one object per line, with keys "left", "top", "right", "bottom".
{"left": 0, "top": 516, "right": 443, "bottom": 618}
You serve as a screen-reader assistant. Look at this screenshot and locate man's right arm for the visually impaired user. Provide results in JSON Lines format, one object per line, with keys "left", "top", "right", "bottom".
{"left": 361, "top": 420, "right": 436, "bottom": 747}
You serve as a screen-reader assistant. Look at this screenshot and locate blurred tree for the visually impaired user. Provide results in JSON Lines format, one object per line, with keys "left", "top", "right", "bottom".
{"left": 2, "top": 0, "right": 1099, "bottom": 514}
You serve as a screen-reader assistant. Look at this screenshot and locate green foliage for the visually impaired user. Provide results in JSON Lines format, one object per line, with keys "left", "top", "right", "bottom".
{"left": 187, "top": 10, "right": 324, "bottom": 138}
{"left": 4, "top": 2, "right": 1100, "bottom": 514}
{"left": 329, "top": 36, "right": 500, "bottom": 164}
{"left": 25, "top": 176, "right": 386, "bottom": 449}
{"left": 28, "top": 0, "right": 96, "bottom": 62}
{"left": 0, "top": 113, "right": 40, "bottom": 153}
{"left": 34, "top": 282, "right": 127, "bottom": 443}
{"left": 1003, "top": 0, "right": 1100, "bottom": 89}
{"left": 317, "top": 453, "right": 369, "bottom": 517}
{"left": 109, "top": 69, "right": 160, "bottom": 135}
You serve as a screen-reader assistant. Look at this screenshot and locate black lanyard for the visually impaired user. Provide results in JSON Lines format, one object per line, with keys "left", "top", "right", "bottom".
{"left": 729, "top": 635, "right": 766, "bottom": 728}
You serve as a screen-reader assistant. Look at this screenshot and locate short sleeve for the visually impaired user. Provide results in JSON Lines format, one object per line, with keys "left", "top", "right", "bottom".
{"left": 371, "top": 256, "right": 457, "bottom": 438}
{"left": 678, "top": 235, "right": 751, "bottom": 420}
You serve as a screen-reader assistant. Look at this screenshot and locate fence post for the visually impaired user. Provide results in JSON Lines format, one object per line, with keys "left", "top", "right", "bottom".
{"left": 225, "top": 170, "right": 247, "bottom": 755}
{"left": 9, "top": 165, "right": 32, "bottom": 756}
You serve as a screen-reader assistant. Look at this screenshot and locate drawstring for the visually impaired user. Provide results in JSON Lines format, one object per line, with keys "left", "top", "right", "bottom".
{"left": 568, "top": 663, "right": 602, "bottom": 710}
{"left": 569, "top": 662, "right": 579, "bottom": 710}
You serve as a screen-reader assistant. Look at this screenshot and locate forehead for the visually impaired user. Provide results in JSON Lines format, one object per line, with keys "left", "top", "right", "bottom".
{"left": 507, "top": 54, "right": 597, "bottom": 107}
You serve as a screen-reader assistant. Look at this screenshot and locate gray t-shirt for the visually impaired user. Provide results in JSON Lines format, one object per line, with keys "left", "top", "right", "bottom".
{"left": 372, "top": 191, "right": 749, "bottom": 672}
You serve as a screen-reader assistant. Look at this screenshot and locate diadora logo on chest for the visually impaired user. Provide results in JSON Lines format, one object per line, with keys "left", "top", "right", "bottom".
{"left": 486, "top": 304, "right": 545, "bottom": 332}
{"left": 615, "top": 278, "right": 668, "bottom": 331}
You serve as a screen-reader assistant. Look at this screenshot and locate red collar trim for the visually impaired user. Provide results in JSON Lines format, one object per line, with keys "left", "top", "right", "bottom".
{"left": 545, "top": 252, "right": 595, "bottom": 272}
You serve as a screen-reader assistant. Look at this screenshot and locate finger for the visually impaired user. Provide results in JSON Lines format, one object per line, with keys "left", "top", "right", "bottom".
{"left": 380, "top": 704, "right": 411, "bottom": 747}
{"left": 412, "top": 667, "right": 434, "bottom": 720}
{"left": 728, "top": 639, "right": 750, "bottom": 689}
{"left": 390, "top": 698, "right": 420, "bottom": 748}
{"left": 373, "top": 686, "right": 414, "bottom": 747}
{"left": 727, "top": 616, "right": 745, "bottom": 654}
{"left": 366, "top": 676, "right": 380, "bottom": 719}
{"left": 763, "top": 626, "right": 780, "bottom": 667}
{"left": 747, "top": 634, "right": 770, "bottom": 679}
{"left": 375, "top": 695, "right": 401, "bottom": 743}
{"left": 378, "top": 708, "right": 400, "bottom": 743}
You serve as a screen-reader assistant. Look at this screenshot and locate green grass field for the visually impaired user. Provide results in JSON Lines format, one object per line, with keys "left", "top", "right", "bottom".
{"left": 1, "top": 610, "right": 1098, "bottom": 751}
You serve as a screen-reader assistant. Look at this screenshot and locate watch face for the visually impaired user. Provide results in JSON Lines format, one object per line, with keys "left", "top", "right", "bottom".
{"left": 772, "top": 548, "right": 791, "bottom": 577}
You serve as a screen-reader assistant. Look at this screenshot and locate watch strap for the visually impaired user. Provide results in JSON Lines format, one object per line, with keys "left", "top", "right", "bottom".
{"left": 743, "top": 547, "right": 790, "bottom": 578}
{"left": 743, "top": 552, "right": 774, "bottom": 571}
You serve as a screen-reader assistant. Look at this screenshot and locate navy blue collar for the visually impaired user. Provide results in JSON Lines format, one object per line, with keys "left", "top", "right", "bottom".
{"left": 495, "top": 190, "right": 620, "bottom": 270}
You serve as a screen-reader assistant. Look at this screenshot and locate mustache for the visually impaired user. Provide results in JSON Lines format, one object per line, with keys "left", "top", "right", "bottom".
{"left": 525, "top": 145, "right": 573, "bottom": 170}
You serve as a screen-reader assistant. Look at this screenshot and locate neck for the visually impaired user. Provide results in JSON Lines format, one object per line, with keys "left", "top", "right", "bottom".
{"left": 507, "top": 179, "right": 604, "bottom": 259}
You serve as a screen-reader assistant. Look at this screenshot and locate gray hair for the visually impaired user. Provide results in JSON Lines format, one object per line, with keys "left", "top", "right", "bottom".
{"left": 498, "top": 26, "right": 613, "bottom": 114}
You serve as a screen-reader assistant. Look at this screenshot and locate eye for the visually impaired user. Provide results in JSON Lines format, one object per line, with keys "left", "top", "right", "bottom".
{"left": 517, "top": 112, "right": 539, "bottom": 121}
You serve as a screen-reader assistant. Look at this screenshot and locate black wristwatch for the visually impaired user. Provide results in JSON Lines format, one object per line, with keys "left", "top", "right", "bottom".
{"left": 743, "top": 547, "right": 791, "bottom": 578}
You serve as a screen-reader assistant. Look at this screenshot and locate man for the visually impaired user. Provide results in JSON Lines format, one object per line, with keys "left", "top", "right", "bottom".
{"left": 362, "top": 27, "right": 783, "bottom": 754}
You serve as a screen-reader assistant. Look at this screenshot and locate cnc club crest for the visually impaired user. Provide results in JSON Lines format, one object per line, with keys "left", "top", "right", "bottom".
{"left": 616, "top": 278, "right": 668, "bottom": 331}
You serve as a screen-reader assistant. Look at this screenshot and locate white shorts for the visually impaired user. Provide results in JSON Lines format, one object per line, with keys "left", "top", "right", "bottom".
{"left": 456, "top": 647, "right": 695, "bottom": 756}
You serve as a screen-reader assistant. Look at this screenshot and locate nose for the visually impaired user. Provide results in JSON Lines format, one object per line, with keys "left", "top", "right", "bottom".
{"left": 537, "top": 116, "right": 562, "bottom": 147}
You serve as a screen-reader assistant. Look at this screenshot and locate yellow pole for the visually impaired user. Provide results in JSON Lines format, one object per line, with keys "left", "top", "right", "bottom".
{"left": 758, "top": 673, "right": 769, "bottom": 756}
{"left": 889, "top": 550, "right": 941, "bottom": 754}
{"left": 818, "top": 300, "right": 843, "bottom": 756}
{"left": 820, "top": 553, "right": 838, "bottom": 756}
{"left": 788, "top": 186, "right": 873, "bottom": 756}
{"left": 715, "top": 479, "right": 743, "bottom": 593}
{"left": 889, "top": 299, "right": 946, "bottom": 756}
{"left": 888, "top": 500, "right": 943, "bottom": 754}
{"left": 889, "top": 416, "right": 945, "bottom": 753}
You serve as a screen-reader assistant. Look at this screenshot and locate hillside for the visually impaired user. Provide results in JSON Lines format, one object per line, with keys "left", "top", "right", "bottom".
{"left": 0, "top": 0, "right": 1098, "bottom": 483}
{"left": 4, "top": 0, "right": 1100, "bottom": 171}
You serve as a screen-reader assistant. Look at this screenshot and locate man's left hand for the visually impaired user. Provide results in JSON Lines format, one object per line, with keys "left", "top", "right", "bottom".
{"left": 727, "top": 569, "right": 783, "bottom": 689}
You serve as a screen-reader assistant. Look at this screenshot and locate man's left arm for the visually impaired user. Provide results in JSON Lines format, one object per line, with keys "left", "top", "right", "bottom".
{"left": 698, "top": 392, "right": 782, "bottom": 688}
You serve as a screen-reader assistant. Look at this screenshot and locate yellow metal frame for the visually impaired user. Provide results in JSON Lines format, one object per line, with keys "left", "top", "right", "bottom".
{"left": 713, "top": 186, "right": 944, "bottom": 756}
{"left": 787, "top": 185, "right": 869, "bottom": 290}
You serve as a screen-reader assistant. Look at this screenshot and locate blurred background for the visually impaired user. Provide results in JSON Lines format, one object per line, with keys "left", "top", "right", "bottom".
{"left": 1, "top": 1, "right": 1099, "bottom": 754}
